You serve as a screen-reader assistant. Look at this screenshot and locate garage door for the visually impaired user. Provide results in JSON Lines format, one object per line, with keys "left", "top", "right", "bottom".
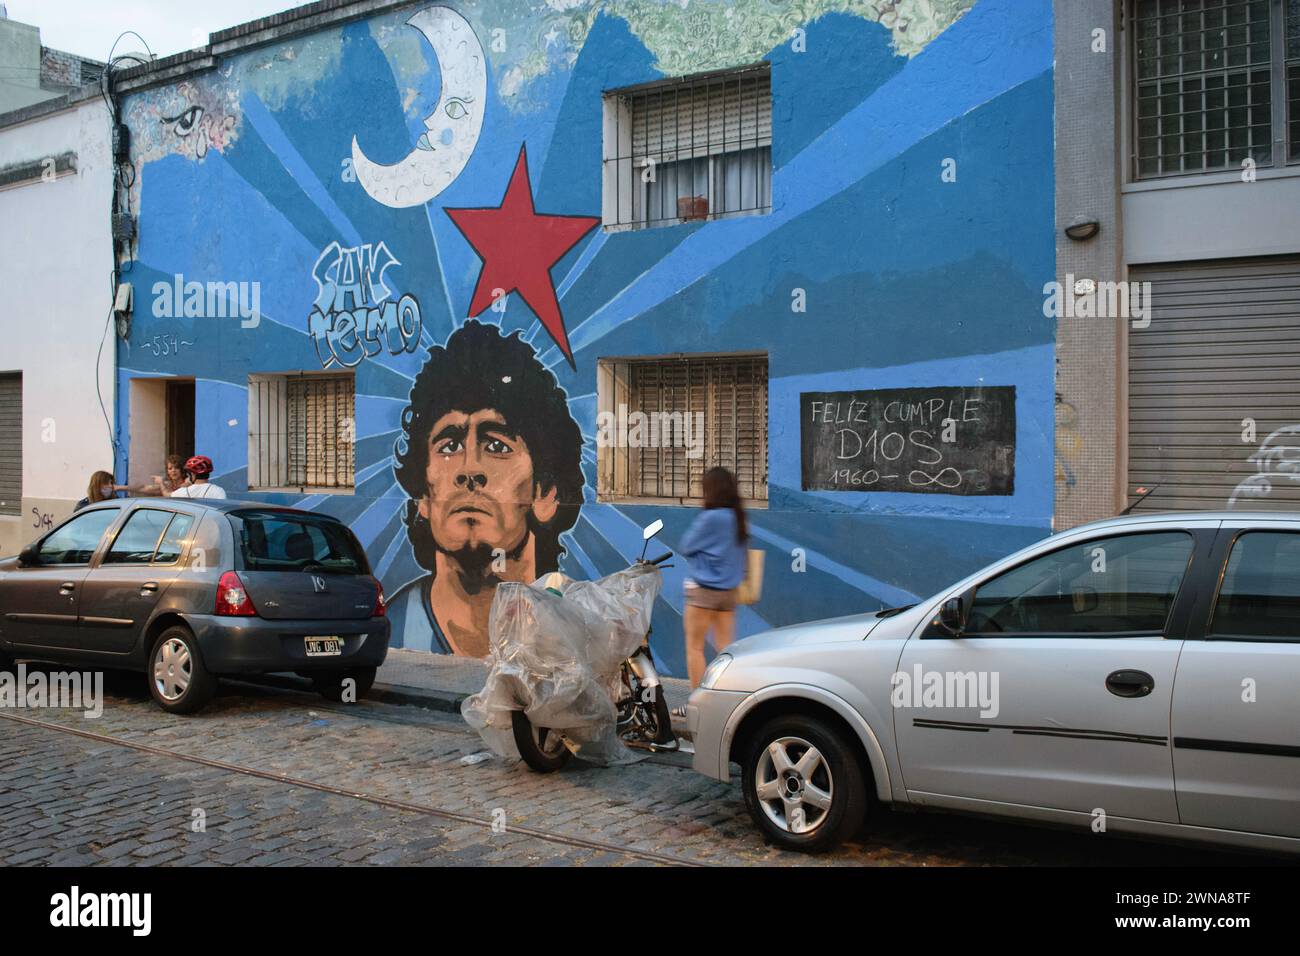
{"left": 1129, "top": 258, "right": 1300, "bottom": 513}
{"left": 0, "top": 372, "right": 20, "bottom": 515}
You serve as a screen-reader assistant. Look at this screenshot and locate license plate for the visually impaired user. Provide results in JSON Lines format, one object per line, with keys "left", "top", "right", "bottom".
{"left": 305, "top": 637, "right": 342, "bottom": 657}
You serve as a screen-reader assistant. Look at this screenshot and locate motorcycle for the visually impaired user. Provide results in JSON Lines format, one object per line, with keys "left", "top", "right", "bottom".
{"left": 509, "top": 519, "right": 677, "bottom": 773}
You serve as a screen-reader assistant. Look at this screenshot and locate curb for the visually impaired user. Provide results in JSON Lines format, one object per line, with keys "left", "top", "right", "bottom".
{"left": 242, "top": 673, "right": 469, "bottom": 716}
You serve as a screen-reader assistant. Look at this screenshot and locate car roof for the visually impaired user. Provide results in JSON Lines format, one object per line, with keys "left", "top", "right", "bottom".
{"left": 1062, "top": 510, "right": 1300, "bottom": 536}
{"left": 86, "top": 497, "right": 334, "bottom": 519}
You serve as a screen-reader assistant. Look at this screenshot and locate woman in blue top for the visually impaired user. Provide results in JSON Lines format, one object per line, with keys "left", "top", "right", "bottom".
{"left": 678, "top": 467, "right": 749, "bottom": 690}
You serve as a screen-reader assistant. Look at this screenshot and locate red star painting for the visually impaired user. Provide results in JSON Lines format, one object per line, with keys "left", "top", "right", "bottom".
{"left": 445, "top": 145, "right": 599, "bottom": 367}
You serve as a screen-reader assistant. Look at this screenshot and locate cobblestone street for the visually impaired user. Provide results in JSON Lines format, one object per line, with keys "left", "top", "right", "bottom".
{"left": 0, "top": 673, "right": 1262, "bottom": 867}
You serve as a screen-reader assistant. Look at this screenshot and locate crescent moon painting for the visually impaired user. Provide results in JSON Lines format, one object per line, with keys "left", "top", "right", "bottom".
{"left": 352, "top": 5, "right": 487, "bottom": 208}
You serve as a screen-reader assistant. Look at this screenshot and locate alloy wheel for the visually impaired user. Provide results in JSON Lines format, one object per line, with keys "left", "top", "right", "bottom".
{"left": 754, "top": 735, "right": 834, "bottom": 835}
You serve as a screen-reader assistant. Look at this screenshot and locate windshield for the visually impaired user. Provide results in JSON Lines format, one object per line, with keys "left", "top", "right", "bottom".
{"left": 231, "top": 510, "right": 368, "bottom": 574}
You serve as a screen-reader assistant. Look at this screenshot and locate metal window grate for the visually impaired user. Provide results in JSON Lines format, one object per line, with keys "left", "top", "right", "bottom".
{"left": 598, "top": 354, "right": 768, "bottom": 503}
{"left": 1288, "top": 0, "right": 1300, "bottom": 158}
{"left": 248, "top": 373, "right": 355, "bottom": 492}
{"left": 603, "top": 64, "right": 772, "bottom": 230}
{"left": 1132, "top": 0, "right": 1274, "bottom": 177}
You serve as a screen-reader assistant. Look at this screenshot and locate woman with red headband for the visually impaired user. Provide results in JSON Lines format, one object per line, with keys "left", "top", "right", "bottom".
{"left": 170, "top": 455, "right": 226, "bottom": 499}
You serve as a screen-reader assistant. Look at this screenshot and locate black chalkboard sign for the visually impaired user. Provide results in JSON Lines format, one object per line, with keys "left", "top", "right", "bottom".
{"left": 800, "top": 386, "right": 1016, "bottom": 495}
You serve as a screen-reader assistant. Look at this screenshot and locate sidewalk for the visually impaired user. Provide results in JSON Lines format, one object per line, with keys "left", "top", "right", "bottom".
{"left": 371, "top": 648, "right": 694, "bottom": 716}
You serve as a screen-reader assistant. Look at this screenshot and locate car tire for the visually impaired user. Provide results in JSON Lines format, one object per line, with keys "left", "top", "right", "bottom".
{"left": 148, "top": 625, "right": 216, "bottom": 715}
{"left": 741, "top": 713, "right": 868, "bottom": 853}
{"left": 312, "top": 666, "right": 376, "bottom": 702}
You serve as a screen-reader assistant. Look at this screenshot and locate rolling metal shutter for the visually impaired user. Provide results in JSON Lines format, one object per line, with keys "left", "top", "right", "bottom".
{"left": 1129, "top": 257, "right": 1300, "bottom": 513}
{"left": 0, "top": 373, "right": 21, "bottom": 515}
{"left": 630, "top": 68, "right": 772, "bottom": 166}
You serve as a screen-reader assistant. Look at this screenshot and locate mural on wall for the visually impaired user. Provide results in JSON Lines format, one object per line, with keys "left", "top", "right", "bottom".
{"left": 117, "top": 0, "right": 1056, "bottom": 673}
{"left": 388, "top": 320, "right": 585, "bottom": 656}
{"left": 351, "top": 6, "right": 486, "bottom": 208}
{"left": 308, "top": 240, "right": 424, "bottom": 367}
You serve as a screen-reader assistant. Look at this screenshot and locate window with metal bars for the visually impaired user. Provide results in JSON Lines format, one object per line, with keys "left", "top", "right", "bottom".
{"left": 247, "top": 372, "right": 355, "bottom": 493}
{"left": 602, "top": 64, "right": 772, "bottom": 230}
{"left": 1131, "top": 0, "right": 1300, "bottom": 177}
{"left": 1289, "top": 0, "right": 1300, "bottom": 157}
{"left": 597, "top": 354, "right": 768, "bottom": 505}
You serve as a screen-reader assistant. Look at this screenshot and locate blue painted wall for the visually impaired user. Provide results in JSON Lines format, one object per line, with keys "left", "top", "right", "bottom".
{"left": 118, "top": 0, "right": 1056, "bottom": 675}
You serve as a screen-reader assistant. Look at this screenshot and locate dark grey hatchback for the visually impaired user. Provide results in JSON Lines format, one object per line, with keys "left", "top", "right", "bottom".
{"left": 0, "top": 499, "right": 390, "bottom": 713}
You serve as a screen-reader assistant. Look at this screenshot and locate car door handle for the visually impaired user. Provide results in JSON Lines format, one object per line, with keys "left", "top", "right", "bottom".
{"left": 59, "top": 582, "right": 76, "bottom": 595}
{"left": 1106, "top": 669, "right": 1155, "bottom": 699}
{"left": 140, "top": 582, "right": 160, "bottom": 595}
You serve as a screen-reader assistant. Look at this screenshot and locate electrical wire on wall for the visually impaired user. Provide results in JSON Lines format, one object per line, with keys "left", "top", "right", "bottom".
{"left": 95, "top": 30, "right": 155, "bottom": 464}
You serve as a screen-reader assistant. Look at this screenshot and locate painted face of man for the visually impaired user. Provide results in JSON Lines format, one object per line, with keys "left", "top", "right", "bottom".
{"left": 417, "top": 407, "right": 559, "bottom": 557}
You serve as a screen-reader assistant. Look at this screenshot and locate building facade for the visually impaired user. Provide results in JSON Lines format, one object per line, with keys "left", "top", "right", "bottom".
{"left": 110, "top": 0, "right": 1056, "bottom": 672}
{"left": 1056, "top": 0, "right": 1300, "bottom": 526}
{"left": 0, "top": 11, "right": 104, "bottom": 115}
{"left": 0, "top": 85, "right": 116, "bottom": 558}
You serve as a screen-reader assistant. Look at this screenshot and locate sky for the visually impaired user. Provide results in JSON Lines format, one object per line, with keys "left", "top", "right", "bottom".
{"left": 4, "top": 0, "right": 304, "bottom": 62}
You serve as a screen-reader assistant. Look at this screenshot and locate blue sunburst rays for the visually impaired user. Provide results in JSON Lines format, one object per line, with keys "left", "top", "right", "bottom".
{"left": 534, "top": 0, "right": 1053, "bottom": 373}
{"left": 130, "top": 146, "right": 426, "bottom": 392}
{"left": 240, "top": 92, "right": 365, "bottom": 249}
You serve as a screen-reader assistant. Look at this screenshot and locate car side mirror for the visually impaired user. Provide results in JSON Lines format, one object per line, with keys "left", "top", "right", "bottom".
{"left": 18, "top": 544, "right": 40, "bottom": 567}
{"left": 936, "top": 596, "right": 966, "bottom": 637}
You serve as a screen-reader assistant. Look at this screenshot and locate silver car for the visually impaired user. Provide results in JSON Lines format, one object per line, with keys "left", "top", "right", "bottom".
{"left": 687, "top": 511, "right": 1300, "bottom": 855}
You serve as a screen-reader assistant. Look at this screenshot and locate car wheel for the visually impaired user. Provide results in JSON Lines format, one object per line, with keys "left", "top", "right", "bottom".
{"left": 312, "top": 666, "right": 376, "bottom": 702}
{"left": 148, "top": 625, "right": 216, "bottom": 715}
{"left": 741, "top": 714, "right": 868, "bottom": 853}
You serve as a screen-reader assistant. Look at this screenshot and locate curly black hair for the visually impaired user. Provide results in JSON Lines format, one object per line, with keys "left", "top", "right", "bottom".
{"left": 393, "top": 320, "right": 585, "bottom": 577}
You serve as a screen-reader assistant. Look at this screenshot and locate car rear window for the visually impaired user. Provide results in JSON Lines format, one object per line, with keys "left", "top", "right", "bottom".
{"left": 230, "top": 510, "right": 367, "bottom": 574}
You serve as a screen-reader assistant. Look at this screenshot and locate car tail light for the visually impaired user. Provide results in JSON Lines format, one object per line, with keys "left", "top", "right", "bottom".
{"left": 371, "top": 577, "right": 387, "bottom": 617}
{"left": 215, "top": 571, "right": 257, "bottom": 617}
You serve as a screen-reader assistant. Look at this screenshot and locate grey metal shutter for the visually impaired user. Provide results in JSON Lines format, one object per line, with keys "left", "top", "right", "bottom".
{"left": 0, "top": 373, "right": 21, "bottom": 515}
{"left": 1128, "top": 257, "right": 1300, "bottom": 513}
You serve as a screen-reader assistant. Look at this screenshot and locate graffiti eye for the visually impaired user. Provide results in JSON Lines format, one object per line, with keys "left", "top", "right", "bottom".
{"left": 444, "top": 98, "right": 471, "bottom": 121}
{"left": 484, "top": 437, "right": 513, "bottom": 456}
{"left": 436, "top": 438, "right": 464, "bottom": 456}
{"left": 163, "top": 105, "right": 205, "bottom": 136}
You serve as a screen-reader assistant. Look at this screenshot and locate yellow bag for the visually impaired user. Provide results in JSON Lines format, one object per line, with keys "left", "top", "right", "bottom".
{"left": 735, "top": 549, "right": 765, "bottom": 605}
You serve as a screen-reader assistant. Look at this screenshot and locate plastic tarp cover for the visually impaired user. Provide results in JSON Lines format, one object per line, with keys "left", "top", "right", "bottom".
{"left": 461, "top": 564, "right": 662, "bottom": 766}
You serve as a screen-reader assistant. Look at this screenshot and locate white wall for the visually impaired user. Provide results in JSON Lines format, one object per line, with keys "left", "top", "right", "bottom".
{"left": 0, "top": 95, "right": 115, "bottom": 556}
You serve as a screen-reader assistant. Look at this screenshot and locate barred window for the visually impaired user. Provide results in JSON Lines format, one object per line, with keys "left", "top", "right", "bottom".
{"left": 597, "top": 354, "right": 768, "bottom": 504}
{"left": 1132, "top": 0, "right": 1276, "bottom": 177}
{"left": 603, "top": 64, "right": 772, "bottom": 230}
{"left": 1289, "top": 0, "right": 1300, "bottom": 157}
{"left": 248, "top": 372, "right": 355, "bottom": 492}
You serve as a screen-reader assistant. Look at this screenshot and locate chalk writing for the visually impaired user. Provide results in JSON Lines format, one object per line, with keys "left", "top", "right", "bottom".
{"left": 800, "top": 386, "right": 1016, "bottom": 495}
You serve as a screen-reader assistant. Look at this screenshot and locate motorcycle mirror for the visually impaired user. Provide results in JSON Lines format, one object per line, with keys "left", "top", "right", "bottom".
{"left": 642, "top": 519, "right": 664, "bottom": 540}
